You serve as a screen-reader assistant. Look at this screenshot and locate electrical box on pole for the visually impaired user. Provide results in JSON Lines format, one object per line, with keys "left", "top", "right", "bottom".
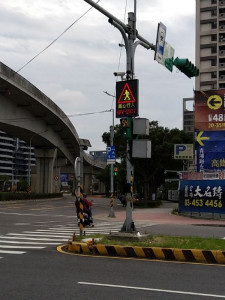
{"left": 132, "top": 118, "right": 149, "bottom": 136}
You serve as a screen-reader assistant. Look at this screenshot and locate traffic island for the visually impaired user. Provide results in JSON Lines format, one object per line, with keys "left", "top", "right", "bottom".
{"left": 66, "top": 239, "right": 225, "bottom": 264}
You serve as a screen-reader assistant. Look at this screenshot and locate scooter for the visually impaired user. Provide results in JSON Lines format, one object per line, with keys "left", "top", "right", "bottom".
{"left": 78, "top": 212, "right": 94, "bottom": 227}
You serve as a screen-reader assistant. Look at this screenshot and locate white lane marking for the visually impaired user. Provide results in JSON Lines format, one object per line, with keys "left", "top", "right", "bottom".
{"left": 78, "top": 282, "right": 225, "bottom": 298}
{"left": 0, "top": 245, "right": 45, "bottom": 249}
{"left": 0, "top": 240, "right": 59, "bottom": 245}
{"left": 7, "top": 233, "right": 70, "bottom": 239}
{"left": 0, "top": 250, "right": 25, "bottom": 254}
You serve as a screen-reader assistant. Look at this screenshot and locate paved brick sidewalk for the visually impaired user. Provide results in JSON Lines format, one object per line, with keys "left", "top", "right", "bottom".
{"left": 94, "top": 199, "right": 225, "bottom": 226}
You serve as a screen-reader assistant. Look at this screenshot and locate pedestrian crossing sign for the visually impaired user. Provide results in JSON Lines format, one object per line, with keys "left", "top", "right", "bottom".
{"left": 116, "top": 80, "right": 139, "bottom": 118}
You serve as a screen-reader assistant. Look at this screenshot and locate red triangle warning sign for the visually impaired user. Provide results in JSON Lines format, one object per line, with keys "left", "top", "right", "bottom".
{"left": 118, "top": 82, "right": 136, "bottom": 104}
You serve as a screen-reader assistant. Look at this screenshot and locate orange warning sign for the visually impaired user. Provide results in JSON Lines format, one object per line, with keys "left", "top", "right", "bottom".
{"left": 116, "top": 80, "right": 139, "bottom": 118}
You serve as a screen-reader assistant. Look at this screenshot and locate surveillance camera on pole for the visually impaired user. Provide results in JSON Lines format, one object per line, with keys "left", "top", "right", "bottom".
{"left": 113, "top": 71, "right": 126, "bottom": 80}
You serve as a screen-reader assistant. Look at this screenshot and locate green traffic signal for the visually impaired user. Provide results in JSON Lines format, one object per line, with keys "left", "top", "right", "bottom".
{"left": 114, "top": 167, "right": 118, "bottom": 176}
{"left": 173, "top": 57, "right": 199, "bottom": 78}
{"left": 120, "top": 118, "right": 132, "bottom": 140}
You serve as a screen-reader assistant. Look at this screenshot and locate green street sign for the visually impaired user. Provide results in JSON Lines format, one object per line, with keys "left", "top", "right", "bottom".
{"left": 162, "top": 42, "right": 174, "bottom": 72}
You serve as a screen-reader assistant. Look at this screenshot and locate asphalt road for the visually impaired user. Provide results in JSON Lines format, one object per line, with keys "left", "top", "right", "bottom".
{"left": 1, "top": 196, "right": 225, "bottom": 299}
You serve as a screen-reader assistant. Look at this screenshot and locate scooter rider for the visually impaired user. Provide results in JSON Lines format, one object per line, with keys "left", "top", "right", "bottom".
{"left": 83, "top": 193, "right": 93, "bottom": 224}
{"left": 75, "top": 193, "right": 93, "bottom": 226}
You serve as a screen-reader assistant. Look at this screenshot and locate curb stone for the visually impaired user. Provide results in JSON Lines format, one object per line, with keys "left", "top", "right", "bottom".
{"left": 67, "top": 240, "right": 225, "bottom": 264}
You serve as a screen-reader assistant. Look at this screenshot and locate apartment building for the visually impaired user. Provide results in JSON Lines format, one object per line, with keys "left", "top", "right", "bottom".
{"left": 196, "top": 0, "right": 225, "bottom": 90}
{"left": 0, "top": 131, "right": 35, "bottom": 190}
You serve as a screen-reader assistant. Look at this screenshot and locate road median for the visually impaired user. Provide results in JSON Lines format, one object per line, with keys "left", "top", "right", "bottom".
{"left": 66, "top": 239, "right": 225, "bottom": 264}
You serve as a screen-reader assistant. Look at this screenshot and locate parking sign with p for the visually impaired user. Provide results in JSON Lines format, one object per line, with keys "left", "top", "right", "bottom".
{"left": 174, "top": 144, "right": 193, "bottom": 160}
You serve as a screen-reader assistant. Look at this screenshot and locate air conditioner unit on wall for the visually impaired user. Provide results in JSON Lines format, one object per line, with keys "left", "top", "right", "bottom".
{"left": 220, "top": 63, "right": 225, "bottom": 67}
{"left": 220, "top": 25, "right": 225, "bottom": 30}
{"left": 220, "top": 75, "right": 225, "bottom": 79}
{"left": 220, "top": 13, "right": 224, "bottom": 17}
{"left": 220, "top": 50, "right": 225, "bottom": 54}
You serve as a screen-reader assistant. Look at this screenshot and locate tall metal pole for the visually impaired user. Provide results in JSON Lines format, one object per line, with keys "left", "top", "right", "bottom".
{"left": 84, "top": 0, "right": 154, "bottom": 232}
{"left": 109, "top": 109, "right": 115, "bottom": 217}
{"left": 121, "top": 5, "right": 137, "bottom": 232}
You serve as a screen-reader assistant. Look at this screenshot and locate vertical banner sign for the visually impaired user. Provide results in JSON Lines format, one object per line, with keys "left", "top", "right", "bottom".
{"left": 106, "top": 146, "right": 116, "bottom": 164}
{"left": 116, "top": 80, "right": 139, "bottom": 118}
{"left": 196, "top": 131, "right": 225, "bottom": 171}
{"left": 179, "top": 180, "right": 225, "bottom": 214}
{"left": 154, "top": 22, "right": 167, "bottom": 64}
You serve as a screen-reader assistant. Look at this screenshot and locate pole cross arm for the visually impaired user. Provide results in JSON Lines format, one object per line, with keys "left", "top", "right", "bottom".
{"left": 84, "top": 0, "right": 155, "bottom": 51}
{"left": 84, "top": 0, "right": 128, "bottom": 33}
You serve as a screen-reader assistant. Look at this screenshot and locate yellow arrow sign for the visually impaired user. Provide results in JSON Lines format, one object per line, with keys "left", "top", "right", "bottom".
{"left": 196, "top": 131, "right": 210, "bottom": 146}
{"left": 207, "top": 95, "right": 223, "bottom": 110}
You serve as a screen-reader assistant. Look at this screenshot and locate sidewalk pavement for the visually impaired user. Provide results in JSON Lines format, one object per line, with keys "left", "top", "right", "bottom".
{"left": 94, "top": 199, "right": 225, "bottom": 227}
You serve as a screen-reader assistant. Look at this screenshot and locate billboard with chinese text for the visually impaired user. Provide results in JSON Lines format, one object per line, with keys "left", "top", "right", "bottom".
{"left": 179, "top": 179, "right": 225, "bottom": 214}
{"left": 195, "top": 89, "right": 225, "bottom": 131}
{"left": 196, "top": 131, "right": 225, "bottom": 171}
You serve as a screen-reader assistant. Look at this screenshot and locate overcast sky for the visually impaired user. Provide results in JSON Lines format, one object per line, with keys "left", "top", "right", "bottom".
{"left": 0, "top": 0, "right": 196, "bottom": 151}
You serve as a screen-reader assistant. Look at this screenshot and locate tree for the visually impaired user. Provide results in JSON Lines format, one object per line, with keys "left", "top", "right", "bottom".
{"left": 133, "top": 121, "right": 193, "bottom": 203}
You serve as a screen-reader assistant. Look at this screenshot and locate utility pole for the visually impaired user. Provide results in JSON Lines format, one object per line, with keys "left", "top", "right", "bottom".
{"left": 84, "top": 0, "right": 155, "bottom": 232}
{"left": 109, "top": 123, "right": 115, "bottom": 217}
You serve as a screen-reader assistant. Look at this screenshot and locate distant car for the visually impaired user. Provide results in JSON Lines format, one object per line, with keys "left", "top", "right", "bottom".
{"left": 133, "top": 194, "right": 144, "bottom": 203}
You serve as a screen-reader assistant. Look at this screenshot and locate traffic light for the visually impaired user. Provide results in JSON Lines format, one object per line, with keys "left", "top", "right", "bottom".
{"left": 114, "top": 167, "right": 118, "bottom": 176}
{"left": 120, "top": 118, "right": 132, "bottom": 140}
{"left": 173, "top": 57, "right": 199, "bottom": 78}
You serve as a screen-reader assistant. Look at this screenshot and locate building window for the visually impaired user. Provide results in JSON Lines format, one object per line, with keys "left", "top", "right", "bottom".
{"left": 211, "top": 46, "right": 217, "bottom": 54}
{"left": 212, "top": 0, "right": 217, "bottom": 4}
{"left": 211, "top": 71, "right": 217, "bottom": 78}
{"left": 212, "top": 34, "right": 217, "bottom": 41}
{"left": 211, "top": 59, "right": 217, "bottom": 66}
{"left": 212, "top": 22, "right": 217, "bottom": 29}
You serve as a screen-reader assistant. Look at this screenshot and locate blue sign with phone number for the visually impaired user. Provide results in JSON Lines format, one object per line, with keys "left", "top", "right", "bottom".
{"left": 179, "top": 179, "right": 225, "bottom": 214}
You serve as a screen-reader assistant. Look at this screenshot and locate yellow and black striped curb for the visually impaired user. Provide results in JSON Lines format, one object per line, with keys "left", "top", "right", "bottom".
{"left": 67, "top": 240, "right": 225, "bottom": 264}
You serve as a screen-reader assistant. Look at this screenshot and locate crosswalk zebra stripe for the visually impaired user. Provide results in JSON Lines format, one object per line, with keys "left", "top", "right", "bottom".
{"left": 0, "top": 245, "right": 45, "bottom": 249}
{"left": 0, "top": 250, "right": 26, "bottom": 254}
{"left": 0, "top": 240, "right": 60, "bottom": 245}
{"left": 24, "top": 230, "right": 73, "bottom": 235}
{"left": 0, "top": 236, "right": 67, "bottom": 242}
{"left": 5, "top": 232, "right": 71, "bottom": 242}
{"left": 36, "top": 229, "right": 75, "bottom": 233}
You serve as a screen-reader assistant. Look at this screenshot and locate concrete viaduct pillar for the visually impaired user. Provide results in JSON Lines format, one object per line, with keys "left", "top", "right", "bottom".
{"left": 32, "top": 148, "right": 61, "bottom": 194}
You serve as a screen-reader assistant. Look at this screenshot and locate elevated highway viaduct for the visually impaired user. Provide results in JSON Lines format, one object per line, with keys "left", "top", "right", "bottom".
{"left": 0, "top": 62, "right": 105, "bottom": 194}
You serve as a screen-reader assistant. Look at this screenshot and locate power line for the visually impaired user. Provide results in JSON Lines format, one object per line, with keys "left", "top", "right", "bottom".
{"left": 0, "top": 109, "right": 112, "bottom": 122}
{"left": 2, "top": 0, "right": 101, "bottom": 83}
{"left": 67, "top": 109, "right": 112, "bottom": 118}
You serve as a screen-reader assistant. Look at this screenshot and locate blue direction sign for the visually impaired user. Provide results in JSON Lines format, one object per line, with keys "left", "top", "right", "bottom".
{"left": 155, "top": 22, "right": 167, "bottom": 64}
{"left": 107, "top": 146, "right": 116, "bottom": 164}
{"left": 196, "top": 131, "right": 225, "bottom": 171}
